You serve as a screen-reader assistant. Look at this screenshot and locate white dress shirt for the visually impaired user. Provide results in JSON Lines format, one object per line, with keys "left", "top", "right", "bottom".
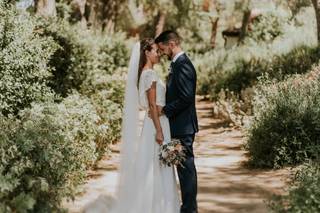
{"left": 172, "top": 51, "right": 184, "bottom": 63}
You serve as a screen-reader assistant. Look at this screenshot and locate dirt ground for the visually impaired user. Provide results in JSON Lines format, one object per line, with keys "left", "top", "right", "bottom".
{"left": 63, "top": 99, "right": 291, "bottom": 213}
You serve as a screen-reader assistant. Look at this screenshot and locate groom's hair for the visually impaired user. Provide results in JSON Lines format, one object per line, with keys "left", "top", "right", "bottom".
{"left": 155, "top": 30, "right": 181, "bottom": 45}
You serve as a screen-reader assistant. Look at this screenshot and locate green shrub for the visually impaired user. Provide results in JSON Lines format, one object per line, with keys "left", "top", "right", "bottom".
{"left": 78, "top": 34, "right": 128, "bottom": 156}
{"left": 0, "top": 3, "right": 58, "bottom": 115}
{"left": 33, "top": 19, "right": 126, "bottom": 156}
{"left": 81, "top": 72, "right": 125, "bottom": 158}
{"left": 96, "top": 33, "right": 129, "bottom": 75}
{"left": 80, "top": 33, "right": 128, "bottom": 105}
{"left": 269, "top": 162, "right": 320, "bottom": 212}
{"left": 267, "top": 45, "right": 320, "bottom": 80}
{"left": 0, "top": 93, "right": 101, "bottom": 212}
{"left": 91, "top": 92, "right": 122, "bottom": 159}
{"left": 195, "top": 44, "right": 320, "bottom": 100}
{"left": 195, "top": 6, "right": 317, "bottom": 100}
{"left": 35, "top": 19, "right": 94, "bottom": 97}
{"left": 0, "top": 4, "right": 126, "bottom": 211}
{"left": 219, "top": 45, "right": 320, "bottom": 95}
{"left": 246, "top": 66, "right": 320, "bottom": 168}
{"left": 248, "top": 12, "right": 285, "bottom": 43}
{"left": 34, "top": 17, "right": 128, "bottom": 97}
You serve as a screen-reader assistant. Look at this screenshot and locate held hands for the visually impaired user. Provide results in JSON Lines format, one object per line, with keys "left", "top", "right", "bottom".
{"left": 157, "top": 106, "right": 164, "bottom": 116}
{"left": 148, "top": 106, "right": 164, "bottom": 118}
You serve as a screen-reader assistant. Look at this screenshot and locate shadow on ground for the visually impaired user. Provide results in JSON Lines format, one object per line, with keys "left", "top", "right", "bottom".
{"left": 195, "top": 100, "right": 290, "bottom": 213}
{"left": 63, "top": 99, "right": 291, "bottom": 213}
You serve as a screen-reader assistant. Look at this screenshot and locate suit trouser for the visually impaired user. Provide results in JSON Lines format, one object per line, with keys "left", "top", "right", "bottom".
{"left": 175, "top": 134, "right": 198, "bottom": 213}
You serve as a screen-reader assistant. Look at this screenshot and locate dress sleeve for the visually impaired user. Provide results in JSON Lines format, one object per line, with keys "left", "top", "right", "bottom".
{"left": 141, "top": 70, "right": 157, "bottom": 92}
{"left": 138, "top": 70, "right": 158, "bottom": 109}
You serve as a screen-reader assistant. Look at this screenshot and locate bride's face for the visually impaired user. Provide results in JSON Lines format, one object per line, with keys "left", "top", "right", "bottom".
{"left": 146, "top": 44, "right": 160, "bottom": 65}
{"left": 157, "top": 42, "right": 173, "bottom": 60}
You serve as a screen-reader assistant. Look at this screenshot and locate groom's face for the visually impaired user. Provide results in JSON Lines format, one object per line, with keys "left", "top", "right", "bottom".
{"left": 157, "top": 42, "right": 173, "bottom": 61}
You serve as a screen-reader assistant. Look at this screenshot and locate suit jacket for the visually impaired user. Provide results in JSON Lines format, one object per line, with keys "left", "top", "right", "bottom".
{"left": 163, "top": 53, "right": 199, "bottom": 137}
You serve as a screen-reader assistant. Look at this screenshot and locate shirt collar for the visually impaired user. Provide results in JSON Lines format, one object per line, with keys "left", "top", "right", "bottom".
{"left": 172, "top": 51, "right": 184, "bottom": 63}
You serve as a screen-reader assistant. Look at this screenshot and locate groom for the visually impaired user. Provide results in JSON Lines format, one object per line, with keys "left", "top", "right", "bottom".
{"left": 155, "top": 30, "right": 199, "bottom": 213}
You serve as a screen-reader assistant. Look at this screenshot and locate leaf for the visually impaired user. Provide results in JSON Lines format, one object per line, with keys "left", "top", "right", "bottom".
{"left": 11, "top": 193, "right": 36, "bottom": 213}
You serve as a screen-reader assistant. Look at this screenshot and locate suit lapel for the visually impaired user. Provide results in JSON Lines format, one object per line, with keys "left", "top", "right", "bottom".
{"left": 166, "top": 53, "right": 187, "bottom": 89}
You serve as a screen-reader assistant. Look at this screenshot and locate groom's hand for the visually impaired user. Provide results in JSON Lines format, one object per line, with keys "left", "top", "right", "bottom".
{"left": 157, "top": 106, "right": 164, "bottom": 116}
{"left": 148, "top": 106, "right": 164, "bottom": 117}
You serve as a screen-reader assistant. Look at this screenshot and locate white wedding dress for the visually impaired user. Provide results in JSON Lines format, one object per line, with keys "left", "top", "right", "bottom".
{"left": 125, "top": 69, "right": 180, "bottom": 213}
{"left": 84, "top": 43, "right": 180, "bottom": 213}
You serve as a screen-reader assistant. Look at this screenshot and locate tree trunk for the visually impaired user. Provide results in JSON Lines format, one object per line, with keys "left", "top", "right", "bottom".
{"left": 238, "top": 10, "right": 251, "bottom": 43}
{"left": 202, "top": 0, "right": 210, "bottom": 11}
{"left": 102, "top": 0, "right": 121, "bottom": 33}
{"left": 70, "top": 0, "right": 87, "bottom": 29}
{"left": 312, "top": 0, "right": 320, "bottom": 43}
{"left": 35, "top": 0, "right": 56, "bottom": 17}
{"left": 155, "top": 12, "right": 166, "bottom": 37}
{"left": 210, "top": 18, "right": 219, "bottom": 48}
{"left": 87, "top": 0, "right": 100, "bottom": 31}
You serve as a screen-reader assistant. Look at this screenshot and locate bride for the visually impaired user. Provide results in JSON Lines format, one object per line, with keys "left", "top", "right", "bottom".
{"left": 86, "top": 39, "right": 180, "bottom": 213}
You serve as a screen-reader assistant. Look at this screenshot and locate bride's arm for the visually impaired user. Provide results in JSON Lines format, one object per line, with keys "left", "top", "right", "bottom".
{"left": 147, "top": 82, "right": 164, "bottom": 145}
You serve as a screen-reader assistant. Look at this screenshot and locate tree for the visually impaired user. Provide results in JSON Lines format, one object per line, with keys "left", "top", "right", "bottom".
{"left": 132, "top": 0, "right": 188, "bottom": 37}
{"left": 155, "top": 11, "right": 166, "bottom": 37}
{"left": 238, "top": 9, "right": 251, "bottom": 43}
{"left": 54, "top": 0, "right": 126, "bottom": 32}
{"left": 202, "top": 0, "right": 220, "bottom": 48}
{"left": 35, "top": 0, "right": 57, "bottom": 17}
{"left": 312, "top": 0, "right": 320, "bottom": 43}
{"left": 237, "top": 0, "right": 251, "bottom": 43}
{"left": 70, "top": 0, "right": 87, "bottom": 28}
{"left": 288, "top": 0, "right": 312, "bottom": 18}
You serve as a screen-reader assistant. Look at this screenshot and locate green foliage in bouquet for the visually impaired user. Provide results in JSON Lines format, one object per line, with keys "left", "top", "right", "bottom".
{"left": 246, "top": 66, "right": 320, "bottom": 168}
{"left": 0, "top": 93, "right": 100, "bottom": 212}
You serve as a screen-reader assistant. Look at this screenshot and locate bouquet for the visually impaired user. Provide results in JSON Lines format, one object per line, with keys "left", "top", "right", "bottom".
{"left": 159, "top": 139, "right": 186, "bottom": 167}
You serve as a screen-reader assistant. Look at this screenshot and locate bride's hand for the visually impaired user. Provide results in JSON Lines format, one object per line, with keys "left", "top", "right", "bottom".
{"left": 156, "top": 130, "right": 164, "bottom": 145}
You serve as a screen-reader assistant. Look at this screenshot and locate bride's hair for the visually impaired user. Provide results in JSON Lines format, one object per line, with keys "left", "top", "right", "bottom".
{"left": 138, "top": 38, "right": 155, "bottom": 85}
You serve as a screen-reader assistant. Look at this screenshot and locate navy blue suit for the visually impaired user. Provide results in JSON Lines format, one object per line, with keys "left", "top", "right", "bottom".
{"left": 163, "top": 53, "right": 199, "bottom": 213}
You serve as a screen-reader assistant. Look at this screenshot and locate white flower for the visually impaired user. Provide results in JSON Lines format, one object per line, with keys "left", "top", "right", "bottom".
{"left": 161, "top": 150, "right": 168, "bottom": 158}
{"left": 168, "top": 145, "right": 175, "bottom": 152}
{"left": 99, "top": 124, "right": 109, "bottom": 131}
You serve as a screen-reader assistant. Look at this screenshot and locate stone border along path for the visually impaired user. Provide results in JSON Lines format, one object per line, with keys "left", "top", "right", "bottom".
{"left": 63, "top": 98, "right": 291, "bottom": 213}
